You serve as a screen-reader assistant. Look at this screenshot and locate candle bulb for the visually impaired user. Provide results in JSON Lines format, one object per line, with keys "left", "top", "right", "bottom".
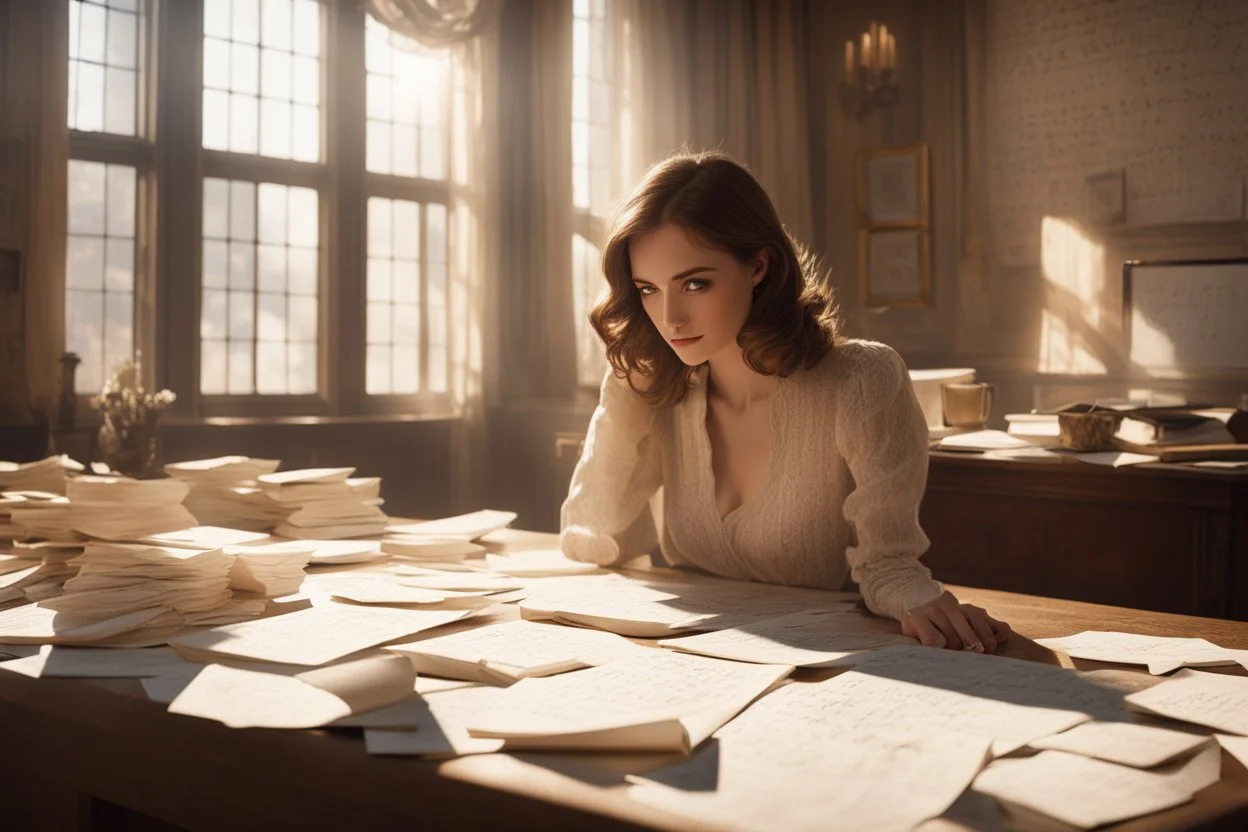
{"left": 861, "top": 32, "right": 870, "bottom": 68}
{"left": 868, "top": 21, "right": 879, "bottom": 67}
{"left": 889, "top": 33, "right": 897, "bottom": 70}
{"left": 879, "top": 24, "right": 889, "bottom": 68}
{"left": 845, "top": 40, "right": 855, "bottom": 80}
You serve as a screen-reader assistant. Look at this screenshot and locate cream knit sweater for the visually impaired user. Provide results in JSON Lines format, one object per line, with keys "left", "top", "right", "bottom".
{"left": 560, "top": 339, "right": 944, "bottom": 622}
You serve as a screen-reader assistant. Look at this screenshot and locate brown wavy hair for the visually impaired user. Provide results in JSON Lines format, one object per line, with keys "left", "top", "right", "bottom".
{"left": 590, "top": 149, "right": 840, "bottom": 408}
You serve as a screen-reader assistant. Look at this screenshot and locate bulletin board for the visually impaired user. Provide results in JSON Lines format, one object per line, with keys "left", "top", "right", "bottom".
{"left": 1123, "top": 259, "right": 1248, "bottom": 378}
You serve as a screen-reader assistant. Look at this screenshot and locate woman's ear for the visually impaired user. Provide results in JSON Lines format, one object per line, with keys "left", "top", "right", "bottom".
{"left": 750, "top": 249, "right": 770, "bottom": 288}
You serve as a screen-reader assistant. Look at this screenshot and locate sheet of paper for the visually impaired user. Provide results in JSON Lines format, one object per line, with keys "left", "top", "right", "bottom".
{"left": 938, "top": 430, "right": 1033, "bottom": 451}
{"left": 629, "top": 691, "right": 991, "bottom": 832}
{"left": 806, "top": 646, "right": 1128, "bottom": 757}
{"left": 972, "top": 749, "right": 1196, "bottom": 828}
{"left": 397, "top": 574, "right": 522, "bottom": 593}
{"left": 387, "top": 509, "right": 517, "bottom": 539}
{"left": 658, "top": 608, "right": 916, "bottom": 667}
{"left": 520, "top": 571, "right": 859, "bottom": 637}
{"left": 366, "top": 683, "right": 508, "bottom": 757}
{"left": 1076, "top": 451, "right": 1161, "bottom": 467}
{"left": 1029, "top": 720, "right": 1214, "bottom": 768}
{"left": 168, "top": 653, "right": 414, "bottom": 729}
{"left": 386, "top": 619, "right": 648, "bottom": 682}
{"left": 169, "top": 602, "right": 471, "bottom": 666}
{"left": 0, "top": 556, "right": 38, "bottom": 577}
{"left": 0, "top": 644, "right": 202, "bottom": 679}
{"left": 484, "top": 549, "right": 602, "bottom": 577}
{"left": 1217, "top": 734, "right": 1248, "bottom": 770}
{"left": 1125, "top": 668, "right": 1248, "bottom": 735}
{"left": 0, "top": 603, "right": 171, "bottom": 644}
{"left": 466, "top": 651, "right": 792, "bottom": 752}
{"left": 1036, "top": 630, "right": 1248, "bottom": 674}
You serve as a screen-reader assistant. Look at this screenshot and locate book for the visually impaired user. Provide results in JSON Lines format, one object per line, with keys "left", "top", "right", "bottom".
{"left": 1114, "top": 412, "right": 1236, "bottom": 447}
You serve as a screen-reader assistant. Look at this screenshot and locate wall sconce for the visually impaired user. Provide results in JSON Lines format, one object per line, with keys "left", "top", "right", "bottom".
{"left": 842, "top": 21, "right": 899, "bottom": 122}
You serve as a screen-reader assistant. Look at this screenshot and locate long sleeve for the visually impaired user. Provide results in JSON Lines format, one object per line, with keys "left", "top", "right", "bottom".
{"left": 560, "top": 369, "right": 663, "bottom": 566}
{"left": 836, "top": 344, "right": 944, "bottom": 621}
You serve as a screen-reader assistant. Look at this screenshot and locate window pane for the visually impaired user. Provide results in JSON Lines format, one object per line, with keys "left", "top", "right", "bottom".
{"left": 66, "top": 160, "right": 138, "bottom": 393}
{"left": 366, "top": 197, "right": 431, "bottom": 395}
{"left": 261, "top": 0, "right": 293, "bottom": 51}
{"left": 203, "top": 178, "right": 319, "bottom": 395}
{"left": 365, "top": 14, "right": 451, "bottom": 180}
{"left": 292, "top": 0, "right": 320, "bottom": 56}
{"left": 204, "top": 0, "right": 318, "bottom": 160}
{"left": 69, "top": 2, "right": 141, "bottom": 136}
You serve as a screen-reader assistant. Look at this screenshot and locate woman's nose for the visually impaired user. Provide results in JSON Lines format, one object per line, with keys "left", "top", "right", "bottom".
{"left": 662, "top": 292, "right": 688, "bottom": 330}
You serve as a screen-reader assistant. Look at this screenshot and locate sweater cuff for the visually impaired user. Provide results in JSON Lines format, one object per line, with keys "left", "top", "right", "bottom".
{"left": 560, "top": 526, "right": 623, "bottom": 566}
{"left": 871, "top": 575, "right": 945, "bottom": 622}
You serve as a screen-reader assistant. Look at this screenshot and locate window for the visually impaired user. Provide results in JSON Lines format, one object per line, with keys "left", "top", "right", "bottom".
{"left": 62, "top": 0, "right": 460, "bottom": 415}
{"left": 66, "top": 0, "right": 149, "bottom": 394}
{"left": 363, "top": 18, "right": 454, "bottom": 400}
{"left": 571, "top": 0, "right": 616, "bottom": 388}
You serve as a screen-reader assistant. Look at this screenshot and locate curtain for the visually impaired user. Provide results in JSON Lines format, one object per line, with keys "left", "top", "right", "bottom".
{"left": 0, "top": 0, "right": 68, "bottom": 424}
{"left": 615, "top": 0, "right": 816, "bottom": 250}
{"left": 368, "top": 0, "right": 502, "bottom": 509}
{"left": 361, "top": 0, "right": 498, "bottom": 47}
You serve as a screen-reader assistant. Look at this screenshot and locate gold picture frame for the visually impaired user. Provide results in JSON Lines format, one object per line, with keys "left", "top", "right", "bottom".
{"left": 855, "top": 143, "right": 932, "bottom": 308}
{"left": 858, "top": 227, "right": 932, "bottom": 308}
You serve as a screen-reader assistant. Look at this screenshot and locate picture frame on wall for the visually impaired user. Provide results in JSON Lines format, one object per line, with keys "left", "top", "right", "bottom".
{"left": 858, "top": 227, "right": 932, "bottom": 308}
{"left": 856, "top": 143, "right": 930, "bottom": 227}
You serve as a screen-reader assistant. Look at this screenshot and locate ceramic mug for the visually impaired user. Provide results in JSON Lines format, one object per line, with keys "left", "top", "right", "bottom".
{"left": 942, "top": 382, "right": 994, "bottom": 429}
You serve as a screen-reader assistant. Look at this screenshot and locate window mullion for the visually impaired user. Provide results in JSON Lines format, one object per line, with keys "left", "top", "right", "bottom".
{"left": 154, "top": 0, "right": 205, "bottom": 417}
{"left": 327, "top": 2, "right": 368, "bottom": 415}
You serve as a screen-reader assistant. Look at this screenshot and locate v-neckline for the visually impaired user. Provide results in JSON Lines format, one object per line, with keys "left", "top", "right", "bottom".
{"left": 694, "top": 366, "right": 785, "bottom": 525}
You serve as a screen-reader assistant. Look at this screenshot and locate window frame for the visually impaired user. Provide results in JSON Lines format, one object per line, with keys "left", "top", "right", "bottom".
{"left": 65, "top": 0, "right": 460, "bottom": 421}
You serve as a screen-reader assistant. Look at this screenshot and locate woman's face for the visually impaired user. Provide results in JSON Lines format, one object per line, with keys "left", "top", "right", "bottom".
{"left": 628, "top": 223, "right": 766, "bottom": 367}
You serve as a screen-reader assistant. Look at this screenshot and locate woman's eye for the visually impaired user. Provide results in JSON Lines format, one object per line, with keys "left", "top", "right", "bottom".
{"left": 684, "top": 279, "right": 708, "bottom": 292}
{"left": 636, "top": 284, "right": 656, "bottom": 296}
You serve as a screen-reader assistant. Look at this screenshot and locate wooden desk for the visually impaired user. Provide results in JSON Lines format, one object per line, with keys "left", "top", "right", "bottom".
{"left": 2, "top": 586, "right": 1247, "bottom": 831}
{"left": 922, "top": 453, "right": 1248, "bottom": 620}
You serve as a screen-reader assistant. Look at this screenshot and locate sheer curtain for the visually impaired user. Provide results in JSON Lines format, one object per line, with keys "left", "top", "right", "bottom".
{"left": 613, "top": 0, "right": 816, "bottom": 250}
{"left": 365, "top": 0, "right": 502, "bottom": 509}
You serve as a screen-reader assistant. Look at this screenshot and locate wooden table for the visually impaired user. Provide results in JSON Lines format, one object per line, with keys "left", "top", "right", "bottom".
{"left": 923, "top": 453, "right": 1248, "bottom": 620}
{"left": 1, "top": 585, "right": 1246, "bottom": 832}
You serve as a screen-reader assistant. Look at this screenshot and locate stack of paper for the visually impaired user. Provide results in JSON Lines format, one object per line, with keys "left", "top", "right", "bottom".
{"left": 224, "top": 540, "right": 314, "bottom": 596}
{"left": 60, "top": 476, "right": 198, "bottom": 541}
{"left": 1124, "top": 668, "right": 1248, "bottom": 735}
{"left": 379, "top": 510, "right": 517, "bottom": 563}
{"left": 259, "top": 468, "right": 389, "bottom": 539}
{"left": 476, "top": 527, "right": 560, "bottom": 553}
{"left": 386, "top": 619, "right": 649, "bottom": 684}
{"left": 165, "top": 456, "right": 285, "bottom": 532}
{"left": 0, "top": 456, "right": 73, "bottom": 495}
{"left": 484, "top": 549, "right": 601, "bottom": 578}
{"left": 5, "top": 493, "right": 83, "bottom": 545}
{"left": 1, "top": 491, "right": 70, "bottom": 540}
{"left": 40, "top": 542, "right": 233, "bottom": 621}
{"left": 0, "top": 557, "right": 79, "bottom": 606}
{"left": 464, "top": 651, "right": 793, "bottom": 752}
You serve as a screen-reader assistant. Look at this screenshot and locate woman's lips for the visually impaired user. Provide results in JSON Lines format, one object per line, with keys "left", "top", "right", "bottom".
{"left": 671, "top": 336, "right": 703, "bottom": 347}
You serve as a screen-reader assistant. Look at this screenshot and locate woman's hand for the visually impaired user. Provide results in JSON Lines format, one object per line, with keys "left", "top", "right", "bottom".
{"left": 901, "top": 591, "right": 1011, "bottom": 654}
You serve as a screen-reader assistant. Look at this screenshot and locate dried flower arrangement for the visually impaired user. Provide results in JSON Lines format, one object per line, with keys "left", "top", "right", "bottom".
{"left": 90, "top": 355, "right": 176, "bottom": 478}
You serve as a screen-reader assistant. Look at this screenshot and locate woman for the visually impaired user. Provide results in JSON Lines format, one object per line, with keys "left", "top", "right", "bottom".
{"left": 561, "top": 150, "right": 1010, "bottom": 653}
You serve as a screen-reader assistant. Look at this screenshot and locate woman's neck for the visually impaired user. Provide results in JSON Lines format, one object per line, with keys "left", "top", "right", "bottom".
{"left": 705, "top": 344, "right": 774, "bottom": 413}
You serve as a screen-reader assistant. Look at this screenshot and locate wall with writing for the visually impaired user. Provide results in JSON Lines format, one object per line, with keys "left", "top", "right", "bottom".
{"left": 1127, "top": 261, "right": 1248, "bottom": 376}
{"left": 986, "top": 0, "right": 1248, "bottom": 268}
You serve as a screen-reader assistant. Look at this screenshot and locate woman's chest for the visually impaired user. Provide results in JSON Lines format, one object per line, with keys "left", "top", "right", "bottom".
{"left": 704, "top": 401, "right": 773, "bottom": 517}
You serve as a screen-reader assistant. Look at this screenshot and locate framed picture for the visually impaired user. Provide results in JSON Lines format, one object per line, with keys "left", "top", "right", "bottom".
{"left": 858, "top": 227, "right": 932, "bottom": 308}
{"left": 856, "top": 144, "right": 929, "bottom": 227}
